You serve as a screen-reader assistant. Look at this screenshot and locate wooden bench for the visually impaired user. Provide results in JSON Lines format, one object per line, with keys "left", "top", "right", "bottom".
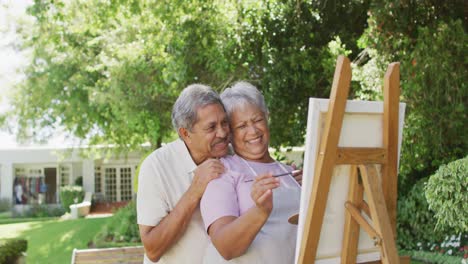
{"left": 71, "top": 246, "right": 144, "bottom": 264}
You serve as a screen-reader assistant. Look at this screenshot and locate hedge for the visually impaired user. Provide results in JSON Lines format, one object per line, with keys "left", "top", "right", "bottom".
{"left": 0, "top": 239, "right": 27, "bottom": 264}
{"left": 59, "top": 185, "right": 84, "bottom": 213}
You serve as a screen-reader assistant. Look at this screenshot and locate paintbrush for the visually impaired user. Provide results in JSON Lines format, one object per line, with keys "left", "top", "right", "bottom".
{"left": 244, "top": 170, "right": 301, "bottom": 182}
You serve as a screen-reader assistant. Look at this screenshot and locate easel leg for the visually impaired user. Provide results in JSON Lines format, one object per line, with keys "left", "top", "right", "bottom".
{"left": 382, "top": 62, "right": 400, "bottom": 236}
{"left": 359, "top": 165, "right": 400, "bottom": 264}
{"left": 341, "top": 165, "right": 363, "bottom": 263}
{"left": 298, "top": 56, "right": 352, "bottom": 264}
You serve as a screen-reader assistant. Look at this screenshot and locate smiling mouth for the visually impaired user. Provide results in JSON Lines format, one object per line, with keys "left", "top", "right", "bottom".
{"left": 247, "top": 136, "right": 262, "bottom": 144}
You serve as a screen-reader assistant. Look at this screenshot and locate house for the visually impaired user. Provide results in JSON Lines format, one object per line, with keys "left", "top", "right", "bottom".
{"left": 0, "top": 144, "right": 304, "bottom": 209}
{"left": 0, "top": 145, "right": 145, "bottom": 208}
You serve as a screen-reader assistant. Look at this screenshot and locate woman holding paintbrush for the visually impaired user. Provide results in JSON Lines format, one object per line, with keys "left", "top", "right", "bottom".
{"left": 200, "top": 81, "right": 301, "bottom": 263}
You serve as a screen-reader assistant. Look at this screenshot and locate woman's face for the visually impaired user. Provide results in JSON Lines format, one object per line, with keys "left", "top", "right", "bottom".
{"left": 230, "top": 103, "right": 272, "bottom": 162}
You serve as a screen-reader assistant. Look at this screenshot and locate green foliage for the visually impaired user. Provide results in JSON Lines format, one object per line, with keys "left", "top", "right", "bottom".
{"left": 10, "top": 0, "right": 370, "bottom": 151}
{"left": 397, "top": 178, "right": 446, "bottom": 250}
{"left": 398, "top": 20, "right": 467, "bottom": 187}
{"left": 233, "top": 0, "right": 367, "bottom": 148}
{"left": 94, "top": 200, "right": 140, "bottom": 246}
{"left": 23, "top": 205, "right": 65, "bottom": 218}
{"left": 271, "top": 149, "right": 287, "bottom": 163}
{"left": 351, "top": 48, "right": 388, "bottom": 101}
{"left": 400, "top": 250, "right": 464, "bottom": 264}
{"left": 425, "top": 156, "right": 468, "bottom": 233}
{"left": 0, "top": 238, "right": 27, "bottom": 264}
{"left": 13, "top": 0, "right": 240, "bottom": 150}
{"left": 0, "top": 199, "right": 11, "bottom": 213}
{"left": 74, "top": 176, "right": 83, "bottom": 186}
{"left": 365, "top": 0, "right": 465, "bottom": 52}
{"left": 59, "top": 185, "right": 84, "bottom": 213}
{"left": 11, "top": 204, "right": 64, "bottom": 218}
{"left": 398, "top": 177, "right": 467, "bottom": 259}
{"left": 356, "top": 1, "right": 467, "bottom": 193}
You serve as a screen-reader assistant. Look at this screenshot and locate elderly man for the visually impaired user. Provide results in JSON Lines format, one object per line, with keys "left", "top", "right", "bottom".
{"left": 137, "top": 84, "right": 230, "bottom": 263}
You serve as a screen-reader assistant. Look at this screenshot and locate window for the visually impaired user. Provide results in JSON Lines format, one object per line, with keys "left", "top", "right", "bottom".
{"left": 95, "top": 166, "right": 102, "bottom": 193}
{"left": 105, "top": 168, "right": 117, "bottom": 202}
{"left": 59, "top": 165, "right": 71, "bottom": 186}
{"left": 120, "top": 167, "right": 132, "bottom": 201}
{"left": 102, "top": 166, "right": 134, "bottom": 202}
{"left": 13, "top": 166, "right": 45, "bottom": 205}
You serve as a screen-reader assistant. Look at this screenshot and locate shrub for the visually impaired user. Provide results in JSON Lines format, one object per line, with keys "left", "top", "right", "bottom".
{"left": 357, "top": 11, "right": 467, "bottom": 195}
{"left": 0, "top": 239, "right": 27, "bottom": 264}
{"left": 400, "top": 250, "right": 463, "bottom": 264}
{"left": 59, "top": 185, "right": 84, "bottom": 213}
{"left": 74, "top": 176, "right": 83, "bottom": 186}
{"left": 11, "top": 204, "right": 65, "bottom": 218}
{"left": 0, "top": 198, "right": 11, "bottom": 213}
{"left": 397, "top": 178, "right": 446, "bottom": 250}
{"left": 93, "top": 200, "right": 140, "bottom": 247}
{"left": 26, "top": 204, "right": 65, "bottom": 218}
{"left": 398, "top": 19, "right": 467, "bottom": 188}
{"left": 425, "top": 156, "right": 468, "bottom": 233}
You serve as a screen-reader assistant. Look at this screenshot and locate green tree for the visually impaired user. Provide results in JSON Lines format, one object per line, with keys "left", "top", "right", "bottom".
{"left": 231, "top": 0, "right": 369, "bottom": 147}
{"left": 356, "top": 0, "right": 467, "bottom": 191}
{"left": 9, "top": 0, "right": 370, "bottom": 151}
{"left": 11, "top": 0, "right": 240, "bottom": 150}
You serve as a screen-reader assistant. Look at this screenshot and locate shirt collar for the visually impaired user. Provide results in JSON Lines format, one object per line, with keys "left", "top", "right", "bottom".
{"left": 173, "top": 138, "right": 197, "bottom": 177}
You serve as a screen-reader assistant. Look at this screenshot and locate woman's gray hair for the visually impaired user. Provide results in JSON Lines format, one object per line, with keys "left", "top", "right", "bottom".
{"left": 171, "top": 84, "right": 223, "bottom": 135}
{"left": 220, "top": 81, "right": 268, "bottom": 118}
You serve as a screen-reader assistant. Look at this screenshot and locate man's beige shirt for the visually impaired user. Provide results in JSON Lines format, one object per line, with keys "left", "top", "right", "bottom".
{"left": 137, "top": 138, "right": 206, "bottom": 264}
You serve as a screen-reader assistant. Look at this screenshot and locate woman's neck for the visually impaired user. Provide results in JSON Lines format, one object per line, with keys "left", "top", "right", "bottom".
{"left": 236, "top": 152, "right": 275, "bottom": 163}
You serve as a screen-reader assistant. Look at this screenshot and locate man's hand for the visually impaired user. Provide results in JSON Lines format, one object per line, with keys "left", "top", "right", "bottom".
{"left": 189, "top": 158, "right": 225, "bottom": 199}
{"left": 250, "top": 173, "right": 280, "bottom": 215}
{"left": 139, "top": 158, "right": 224, "bottom": 262}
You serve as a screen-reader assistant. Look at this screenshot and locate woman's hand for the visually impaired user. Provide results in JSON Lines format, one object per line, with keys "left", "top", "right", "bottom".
{"left": 250, "top": 173, "right": 280, "bottom": 215}
{"left": 208, "top": 174, "right": 279, "bottom": 260}
{"left": 291, "top": 164, "right": 303, "bottom": 186}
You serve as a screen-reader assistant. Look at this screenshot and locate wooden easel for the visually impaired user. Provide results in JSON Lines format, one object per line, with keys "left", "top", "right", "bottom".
{"left": 297, "top": 56, "right": 407, "bottom": 264}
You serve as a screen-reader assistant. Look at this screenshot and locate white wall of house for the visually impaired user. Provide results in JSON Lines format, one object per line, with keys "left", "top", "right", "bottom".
{"left": 0, "top": 147, "right": 141, "bottom": 204}
{"left": 0, "top": 162, "right": 13, "bottom": 201}
{"left": 0, "top": 147, "right": 85, "bottom": 202}
{"left": 0, "top": 145, "right": 304, "bottom": 205}
{"left": 82, "top": 159, "right": 95, "bottom": 195}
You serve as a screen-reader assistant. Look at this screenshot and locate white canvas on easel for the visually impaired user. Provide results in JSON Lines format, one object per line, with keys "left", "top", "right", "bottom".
{"left": 295, "top": 98, "right": 406, "bottom": 264}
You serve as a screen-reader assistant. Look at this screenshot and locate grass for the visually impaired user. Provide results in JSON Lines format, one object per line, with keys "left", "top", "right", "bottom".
{"left": 0, "top": 213, "right": 462, "bottom": 264}
{"left": 0, "top": 216, "right": 58, "bottom": 225}
{"left": 0, "top": 211, "right": 11, "bottom": 218}
{"left": 0, "top": 211, "right": 59, "bottom": 225}
{"left": 0, "top": 217, "right": 110, "bottom": 264}
{"left": 400, "top": 250, "right": 464, "bottom": 264}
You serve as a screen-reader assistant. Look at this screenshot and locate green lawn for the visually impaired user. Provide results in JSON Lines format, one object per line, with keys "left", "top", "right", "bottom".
{"left": 0, "top": 216, "right": 462, "bottom": 264}
{"left": 0, "top": 217, "right": 110, "bottom": 264}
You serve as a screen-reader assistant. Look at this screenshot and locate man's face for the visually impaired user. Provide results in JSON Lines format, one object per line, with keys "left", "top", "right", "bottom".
{"left": 183, "top": 103, "right": 230, "bottom": 163}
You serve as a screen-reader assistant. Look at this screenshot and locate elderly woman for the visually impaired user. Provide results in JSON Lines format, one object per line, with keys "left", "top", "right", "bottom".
{"left": 200, "top": 81, "right": 301, "bottom": 263}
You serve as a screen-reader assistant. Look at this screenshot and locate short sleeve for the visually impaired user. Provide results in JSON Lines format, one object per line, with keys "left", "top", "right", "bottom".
{"left": 137, "top": 154, "right": 169, "bottom": 226}
{"left": 200, "top": 174, "right": 239, "bottom": 232}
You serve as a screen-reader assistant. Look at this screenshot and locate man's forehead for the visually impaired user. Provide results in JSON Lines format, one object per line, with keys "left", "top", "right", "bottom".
{"left": 195, "top": 103, "right": 226, "bottom": 123}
